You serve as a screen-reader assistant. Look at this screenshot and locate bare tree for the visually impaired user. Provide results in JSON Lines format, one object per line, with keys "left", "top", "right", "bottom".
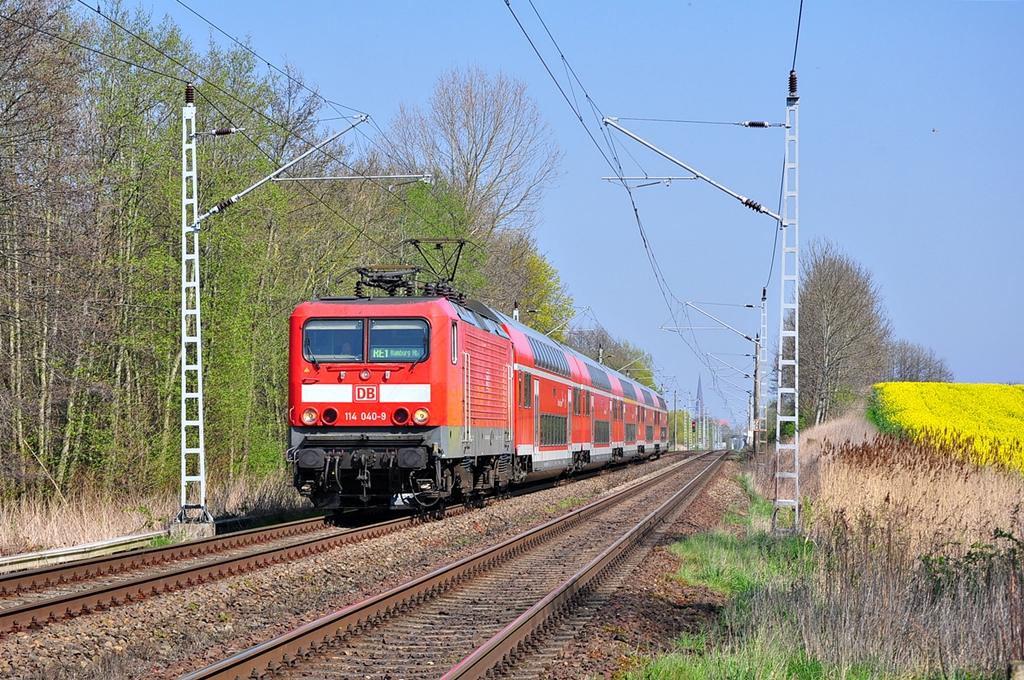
{"left": 0, "top": 0, "right": 88, "bottom": 496}
{"left": 886, "top": 340, "right": 954, "bottom": 382}
{"left": 800, "top": 238, "right": 892, "bottom": 425}
{"left": 383, "top": 66, "right": 561, "bottom": 236}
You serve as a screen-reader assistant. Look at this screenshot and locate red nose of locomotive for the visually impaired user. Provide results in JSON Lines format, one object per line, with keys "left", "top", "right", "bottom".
{"left": 286, "top": 299, "right": 453, "bottom": 510}
{"left": 290, "top": 314, "right": 435, "bottom": 429}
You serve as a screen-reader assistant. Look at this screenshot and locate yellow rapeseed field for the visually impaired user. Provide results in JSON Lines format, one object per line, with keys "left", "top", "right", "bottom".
{"left": 870, "top": 382, "right": 1024, "bottom": 471}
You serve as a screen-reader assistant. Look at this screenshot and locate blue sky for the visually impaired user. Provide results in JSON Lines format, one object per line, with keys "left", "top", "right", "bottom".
{"left": 141, "top": 1, "right": 1023, "bottom": 425}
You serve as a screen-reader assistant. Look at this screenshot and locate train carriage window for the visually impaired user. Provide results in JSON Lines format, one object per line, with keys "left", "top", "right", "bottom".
{"left": 524, "top": 373, "right": 533, "bottom": 409}
{"left": 368, "top": 319, "right": 429, "bottom": 362}
{"left": 573, "top": 388, "right": 581, "bottom": 416}
{"left": 303, "top": 319, "right": 363, "bottom": 363}
{"left": 451, "top": 321, "right": 458, "bottom": 365}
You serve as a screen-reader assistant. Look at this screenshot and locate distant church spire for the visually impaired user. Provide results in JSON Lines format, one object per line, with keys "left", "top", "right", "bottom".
{"left": 696, "top": 375, "right": 704, "bottom": 417}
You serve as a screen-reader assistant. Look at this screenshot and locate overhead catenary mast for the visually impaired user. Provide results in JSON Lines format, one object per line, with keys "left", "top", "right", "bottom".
{"left": 773, "top": 71, "right": 801, "bottom": 531}
{"left": 176, "top": 83, "right": 211, "bottom": 528}
{"left": 175, "top": 84, "right": 367, "bottom": 531}
{"left": 603, "top": 71, "right": 802, "bottom": 529}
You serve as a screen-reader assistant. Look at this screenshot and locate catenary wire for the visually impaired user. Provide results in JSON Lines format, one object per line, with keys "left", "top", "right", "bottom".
{"left": 75, "top": 0, "right": 464, "bottom": 263}
{"left": 0, "top": 8, "right": 188, "bottom": 83}
{"left": 507, "top": 0, "right": 808, "bottom": 408}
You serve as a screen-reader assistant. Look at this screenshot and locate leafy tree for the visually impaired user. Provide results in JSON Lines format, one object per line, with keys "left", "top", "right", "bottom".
{"left": 0, "top": 0, "right": 90, "bottom": 497}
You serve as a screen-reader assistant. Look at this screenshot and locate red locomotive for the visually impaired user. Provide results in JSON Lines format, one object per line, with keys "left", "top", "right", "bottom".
{"left": 286, "top": 258, "right": 668, "bottom": 510}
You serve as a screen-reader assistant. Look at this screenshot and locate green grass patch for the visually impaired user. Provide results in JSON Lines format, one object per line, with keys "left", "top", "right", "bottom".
{"left": 667, "top": 476, "right": 811, "bottom": 598}
{"left": 148, "top": 533, "right": 176, "bottom": 548}
{"left": 634, "top": 645, "right": 875, "bottom": 680}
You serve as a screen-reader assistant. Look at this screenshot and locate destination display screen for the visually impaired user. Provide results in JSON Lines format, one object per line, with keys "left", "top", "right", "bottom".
{"left": 368, "top": 319, "right": 429, "bottom": 363}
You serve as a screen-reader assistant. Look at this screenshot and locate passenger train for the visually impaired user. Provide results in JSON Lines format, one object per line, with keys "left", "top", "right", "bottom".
{"left": 286, "top": 267, "right": 669, "bottom": 510}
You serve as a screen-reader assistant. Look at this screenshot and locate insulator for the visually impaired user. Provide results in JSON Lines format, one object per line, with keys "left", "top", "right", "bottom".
{"left": 213, "top": 127, "right": 235, "bottom": 136}
{"left": 743, "top": 198, "right": 764, "bottom": 213}
{"left": 185, "top": 83, "right": 194, "bottom": 104}
{"left": 405, "top": 282, "right": 415, "bottom": 297}
{"left": 747, "top": 121, "right": 769, "bottom": 128}
{"left": 354, "top": 281, "right": 364, "bottom": 297}
{"left": 214, "top": 198, "right": 235, "bottom": 212}
{"left": 789, "top": 70, "right": 798, "bottom": 96}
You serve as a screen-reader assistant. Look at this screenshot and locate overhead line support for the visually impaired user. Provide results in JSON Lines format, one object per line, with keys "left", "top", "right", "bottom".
{"left": 175, "top": 86, "right": 366, "bottom": 530}
{"left": 602, "top": 117, "right": 782, "bottom": 222}
{"left": 773, "top": 71, "right": 801, "bottom": 532}
{"left": 176, "top": 83, "right": 213, "bottom": 528}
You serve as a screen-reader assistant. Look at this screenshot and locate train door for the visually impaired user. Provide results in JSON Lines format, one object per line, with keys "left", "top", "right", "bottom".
{"left": 567, "top": 388, "right": 573, "bottom": 451}
{"left": 590, "top": 393, "right": 595, "bottom": 444}
{"left": 533, "top": 377, "right": 540, "bottom": 450}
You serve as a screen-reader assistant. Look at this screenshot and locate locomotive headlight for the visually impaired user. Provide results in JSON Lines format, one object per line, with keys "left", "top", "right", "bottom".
{"left": 301, "top": 408, "right": 318, "bottom": 425}
{"left": 360, "top": 369, "right": 371, "bottom": 380}
{"left": 412, "top": 407, "right": 430, "bottom": 425}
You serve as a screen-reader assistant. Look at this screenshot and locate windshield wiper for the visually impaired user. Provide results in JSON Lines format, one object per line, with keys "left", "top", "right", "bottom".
{"left": 410, "top": 336, "right": 429, "bottom": 368}
{"left": 304, "top": 336, "right": 321, "bottom": 370}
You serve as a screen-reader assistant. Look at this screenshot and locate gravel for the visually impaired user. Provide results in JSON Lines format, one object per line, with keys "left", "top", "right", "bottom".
{"left": 0, "top": 455, "right": 742, "bottom": 680}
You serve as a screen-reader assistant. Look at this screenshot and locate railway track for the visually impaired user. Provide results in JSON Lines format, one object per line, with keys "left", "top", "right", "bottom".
{"left": 0, "top": 511, "right": 432, "bottom": 636}
{"left": 176, "top": 451, "right": 725, "bottom": 680}
{"left": 0, "top": 454, "right": 682, "bottom": 638}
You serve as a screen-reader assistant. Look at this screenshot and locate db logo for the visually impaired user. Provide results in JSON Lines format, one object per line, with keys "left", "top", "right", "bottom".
{"left": 355, "top": 385, "right": 378, "bottom": 402}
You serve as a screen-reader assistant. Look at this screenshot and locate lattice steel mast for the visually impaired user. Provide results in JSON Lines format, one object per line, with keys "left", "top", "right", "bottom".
{"left": 773, "top": 71, "right": 800, "bottom": 531}
{"left": 756, "top": 288, "right": 768, "bottom": 454}
{"left": 174, "top": 85, "right": 366, "bottom": 527}
{"left": 176, "top": 84, "right": 212, "bottom": 525}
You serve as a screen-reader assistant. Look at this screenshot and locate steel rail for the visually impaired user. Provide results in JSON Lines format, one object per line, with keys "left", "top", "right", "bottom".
{"left": 175, "top": 454, "right": 707, "bottom": 680}
{"left": 0, "top": 451, "right": 684, "bottom": 593}
{"left": 442, "top": 452, "right": 725, "bottom": 679}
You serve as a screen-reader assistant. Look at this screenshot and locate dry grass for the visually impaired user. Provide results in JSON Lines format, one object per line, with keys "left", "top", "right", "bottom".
{"left": 0, "top": 470, "right": 306, "bottom": 556}
{"left": 818, "top": 432, "right": 1024, "bottom": 552}
{"left": 740, "top": 408, "right": 1024, "bottom": 676}
{"left": 752, "top": 411, "right": 878, "bottom": 509}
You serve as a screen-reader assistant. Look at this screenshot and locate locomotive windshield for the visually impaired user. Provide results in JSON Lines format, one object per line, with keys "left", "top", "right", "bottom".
{"left": 369, "top": 319, "right": 429, "bottom": 362}
{"left": 303, "top": 319, "right": 364, "bottom": 362}
{"left": 302, "top": 318, "right": 429, "bottom": 364}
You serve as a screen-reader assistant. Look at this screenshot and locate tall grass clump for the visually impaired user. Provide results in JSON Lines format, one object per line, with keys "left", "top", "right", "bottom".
{"left": 806, "top": 434, "right": 1024, "bottom": 675}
